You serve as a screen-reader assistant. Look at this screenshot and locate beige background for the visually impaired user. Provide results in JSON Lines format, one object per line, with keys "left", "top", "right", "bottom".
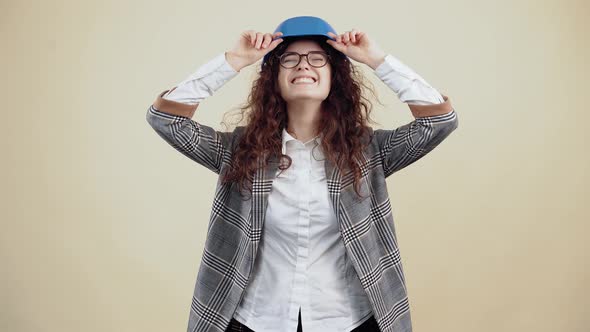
{"left": 2, "top": 0, "right": 588, "bottom": 331}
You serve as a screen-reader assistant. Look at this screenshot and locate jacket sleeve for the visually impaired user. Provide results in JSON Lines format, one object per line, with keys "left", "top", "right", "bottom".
{"left": 373, "top": 95, "right": 458, "bottom": 178}
{"left": 145, "top": 87, "right": 234, "bottom": 174}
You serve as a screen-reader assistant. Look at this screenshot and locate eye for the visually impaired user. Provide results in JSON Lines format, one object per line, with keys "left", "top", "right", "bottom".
{"left": 281, "top": 53, "right": 299, "bottom": 64}
{"left": 308, "top": 52, "right": 326, "bottom": 65}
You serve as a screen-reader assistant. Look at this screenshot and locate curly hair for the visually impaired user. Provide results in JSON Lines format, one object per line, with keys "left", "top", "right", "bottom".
{"left": 220, "top": 36, "right": 381, "bottom": 199}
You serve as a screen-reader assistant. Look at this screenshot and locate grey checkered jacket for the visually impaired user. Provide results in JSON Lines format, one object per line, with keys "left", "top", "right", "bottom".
{"left": 146, "top": 87, "right": 459, "bottom": 332}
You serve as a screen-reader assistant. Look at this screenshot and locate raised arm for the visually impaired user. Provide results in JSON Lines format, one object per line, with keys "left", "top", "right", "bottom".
{"left": 326, "top": 30, "right": 459, "bottom": 177}
{"left": 146, "top": 31, "right": 285, "bottom": 174}
{"left": 145, "top": 52, "right": 241, "bottom": 174}
{"left": 371, "top": 52, "right": 458, "bottom": 177}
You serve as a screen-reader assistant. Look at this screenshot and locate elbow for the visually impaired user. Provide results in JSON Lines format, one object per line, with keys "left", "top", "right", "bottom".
{"left": 424, "top": 110, "right": 458, "bottom": 147}
{"left": 440, "top": 109, "right": 459, "bottom": 135}
{"left": 448, "top": 109, "right": 459, "bottom": 131}
{"left": 146, "top": 104, "right": 175, "bottom": 137}
{"left": 145, "top": 104, "right": 160, "bottom": 131}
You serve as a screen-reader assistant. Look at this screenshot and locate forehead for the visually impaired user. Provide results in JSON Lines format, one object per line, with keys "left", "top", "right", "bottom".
{"left": 284, "top": 39, "right": 323, "bottom": 53}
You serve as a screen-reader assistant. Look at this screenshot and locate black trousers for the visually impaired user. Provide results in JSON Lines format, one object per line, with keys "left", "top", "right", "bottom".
{"left": 226, "top": 308, "right": 381, "bottom": 331}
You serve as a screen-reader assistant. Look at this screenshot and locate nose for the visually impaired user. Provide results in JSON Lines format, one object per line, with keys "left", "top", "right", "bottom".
{"left": 296, "top": 55, "right": 311, "bottom": 70}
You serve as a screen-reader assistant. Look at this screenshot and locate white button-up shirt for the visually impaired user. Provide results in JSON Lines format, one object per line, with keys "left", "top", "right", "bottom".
{"left": 161, "top": 50, "right": 445, "bottom": 332}
{"left": 232, "top": 127, "right": 373, "bottom": 332}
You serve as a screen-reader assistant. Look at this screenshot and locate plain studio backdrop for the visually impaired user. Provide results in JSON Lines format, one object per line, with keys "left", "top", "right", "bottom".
{"left": 1, "top": 0, "right": 588, "bottom": 331}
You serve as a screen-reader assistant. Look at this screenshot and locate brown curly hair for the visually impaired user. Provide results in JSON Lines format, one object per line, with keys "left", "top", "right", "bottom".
{"left": 220, "top": 36, "right": 381, "bottom": 199}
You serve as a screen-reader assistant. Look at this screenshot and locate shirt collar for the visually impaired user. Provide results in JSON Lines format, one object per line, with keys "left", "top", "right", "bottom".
{"left": 281, "top": 127, "right": 323, "bottom": 156}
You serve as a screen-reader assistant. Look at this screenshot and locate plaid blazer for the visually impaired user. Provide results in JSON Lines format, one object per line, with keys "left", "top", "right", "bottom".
{"left": 146, "top": 87, "right": 458, "bottom": 332}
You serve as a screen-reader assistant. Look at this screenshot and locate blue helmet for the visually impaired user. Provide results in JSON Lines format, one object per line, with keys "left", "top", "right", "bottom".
{"left": 261, "top": 16, "right": 344, "bottom": 68}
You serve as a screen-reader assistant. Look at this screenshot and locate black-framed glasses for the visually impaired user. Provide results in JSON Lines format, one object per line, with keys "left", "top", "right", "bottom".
{"left": 277, "top": 51, "right": 330, "bottom": 69}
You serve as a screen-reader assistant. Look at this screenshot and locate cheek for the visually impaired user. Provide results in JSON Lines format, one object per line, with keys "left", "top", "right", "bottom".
{"left": 278, "top": 73, "right": 289, "bottom": 88}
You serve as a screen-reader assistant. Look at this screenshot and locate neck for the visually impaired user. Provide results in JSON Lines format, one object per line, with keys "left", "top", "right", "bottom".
{"left": 285, "top": 100, "right": 322, "bottom": 143}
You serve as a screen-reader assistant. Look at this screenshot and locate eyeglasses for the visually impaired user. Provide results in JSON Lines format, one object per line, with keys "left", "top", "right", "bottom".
{"left": 277, "top": 51, "right": 330, "bottom": 69}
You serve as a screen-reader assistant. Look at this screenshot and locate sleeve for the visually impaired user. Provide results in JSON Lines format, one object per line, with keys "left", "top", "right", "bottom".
{"left": 372, "top": 55, "right": 459, "bottom": 177}
{"left": 145, "top": 53, "right": 240, "bottom": 174}
{"left": 373, "top": 98, "right": 458, "bottom": 177}
{"left": 162, "top": 52, "right": 239, "bottom": 105}
{"left": 373, "top": 53, "right": 445, "bottom": 107}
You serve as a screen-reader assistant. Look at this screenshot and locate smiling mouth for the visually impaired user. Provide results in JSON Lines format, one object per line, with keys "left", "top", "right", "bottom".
{"left": 291, "top": 80, "right": 317, "bottom": 85}
{"left": 291, "top": 77, "right": 317, "bottom": 84}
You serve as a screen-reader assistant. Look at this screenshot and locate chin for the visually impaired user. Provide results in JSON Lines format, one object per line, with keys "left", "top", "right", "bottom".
{"left": 285, "top": 89, "right": 329, "bottom": 99}
{"left": 285, "top": 94, "right": 327, "bottom": 102}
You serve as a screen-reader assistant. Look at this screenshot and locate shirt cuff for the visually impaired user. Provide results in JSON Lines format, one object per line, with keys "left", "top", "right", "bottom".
{"left": 176, "top": 52, "right": 239, "bottom": 86}
{"left": 163, "top": 52, "right": 239, "bottom": 104}
{"left": 372, "top": 54, "right": 445, "bottom": 104}
{"left": 374, "top": 54, "right": 422, "bottom": 82}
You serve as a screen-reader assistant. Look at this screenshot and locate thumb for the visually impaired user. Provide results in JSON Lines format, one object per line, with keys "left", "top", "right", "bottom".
{"left": 325, "top": 39, "right": 345, "bottom": 52}
{"left": 267, "top": 38, "right": 283, "bottom": 52}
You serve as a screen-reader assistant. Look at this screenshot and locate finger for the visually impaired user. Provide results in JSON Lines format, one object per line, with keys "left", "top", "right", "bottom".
{"left": 255, "top": 32, "right": 264, "bottom": 49}
{"left": 262, "top": 33, "right": 272, "bottom": 48}
{"left": 356, "top": 31, "right": 366, "bottom": 43}
{"left": 350, "top": 29, "right": 358, "bottom": 43}
{"left": 325, "top": 38, "right": 344, "bottom": 52}
{"left": 268, "top": 37, "right": 283, "bottom": 50}
{"left": 329, "top": 32, "right": 342, "bottom": 43}
{"left": 273, "top": 31, "right": 284, "bottom": 40}
{"left": 248, "top": 31, "right": 256, "bottom": 46}
{"left": 343, "top": 32, "right": 350, "bottom": 44}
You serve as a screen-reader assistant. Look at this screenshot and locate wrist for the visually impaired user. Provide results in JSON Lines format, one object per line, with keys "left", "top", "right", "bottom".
{"left": 225, "top": 51, "right": 248, "bottom": 72}
{"left": 367, "top": 52, "right": 387, "bottom": 70}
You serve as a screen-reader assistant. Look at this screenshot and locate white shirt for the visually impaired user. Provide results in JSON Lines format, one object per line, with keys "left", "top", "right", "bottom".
{"left": 161, "top": 51, "right": 444, "bottom": 332}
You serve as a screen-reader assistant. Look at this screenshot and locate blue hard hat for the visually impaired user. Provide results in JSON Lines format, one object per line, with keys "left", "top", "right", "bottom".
{"left": 261, "top": 16, "right": 343, "bottom": 68}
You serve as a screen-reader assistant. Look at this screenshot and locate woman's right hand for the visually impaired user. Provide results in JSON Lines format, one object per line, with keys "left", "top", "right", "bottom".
{"left": 225, "top": 30, "right": 284, "bottom": 71}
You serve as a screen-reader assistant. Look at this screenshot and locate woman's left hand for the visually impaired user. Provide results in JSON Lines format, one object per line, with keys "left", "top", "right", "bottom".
{"left": 325, "top": 30, "right": 387, "bottom": 70}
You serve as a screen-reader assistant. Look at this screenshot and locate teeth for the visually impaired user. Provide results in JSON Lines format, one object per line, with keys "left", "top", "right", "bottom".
{"left": 292, "top": 77, "right": 316, "bottom": 84}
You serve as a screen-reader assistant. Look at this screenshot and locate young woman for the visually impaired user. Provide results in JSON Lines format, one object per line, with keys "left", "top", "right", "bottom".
{"left": 146, "top": 16, "right": 458, "bottom": 332}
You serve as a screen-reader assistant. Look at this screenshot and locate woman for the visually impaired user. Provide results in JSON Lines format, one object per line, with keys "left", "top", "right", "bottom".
{"left": 146, "top": 16, "right": 458, "bottom": 332}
